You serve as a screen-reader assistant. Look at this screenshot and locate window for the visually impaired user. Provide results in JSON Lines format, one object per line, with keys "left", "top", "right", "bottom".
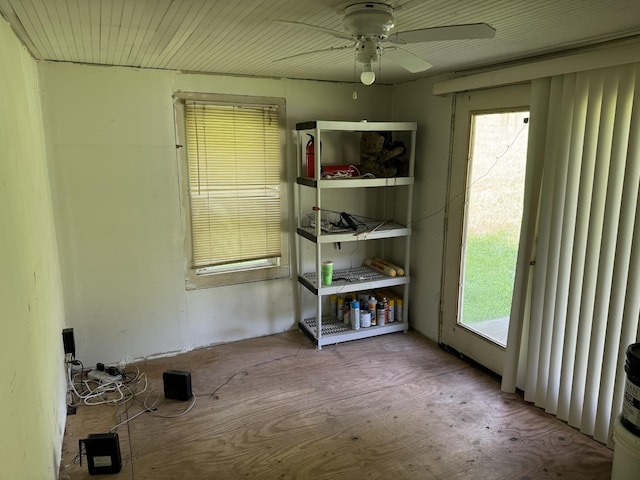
{"left": 175, "top": 94, "right": 289, "bottom": 288}
{"left": 459, "top": 110, "right": 529, "bottom": 347}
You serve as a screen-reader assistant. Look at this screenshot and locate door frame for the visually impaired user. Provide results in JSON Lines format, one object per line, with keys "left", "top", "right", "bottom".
{"left": 440, "top": 83, "right": 531, "bottom": 376}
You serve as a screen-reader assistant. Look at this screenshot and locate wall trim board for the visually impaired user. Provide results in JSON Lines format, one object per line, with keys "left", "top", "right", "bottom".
{"left": 433, "top": 39, "right": 640, "bottom": 95}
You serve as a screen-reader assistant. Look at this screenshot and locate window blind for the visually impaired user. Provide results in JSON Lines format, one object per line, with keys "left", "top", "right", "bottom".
{"left": 184, "top": 101, "right": 282, "bottom": 268}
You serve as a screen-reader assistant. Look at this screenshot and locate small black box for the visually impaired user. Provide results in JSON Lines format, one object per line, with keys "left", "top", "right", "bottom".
{"left": 163, "top": 369, "right": 193, "bottom": 401}
{"left": 79, "top": 432, "right": 121, "bottom": 475}
{"left": 62, "top": 328, "right": 75, "bottom": 358}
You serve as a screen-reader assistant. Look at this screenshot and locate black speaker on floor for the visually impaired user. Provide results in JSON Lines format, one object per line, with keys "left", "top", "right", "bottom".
{"left": 163, "top": 369, "right": 193, "bottom": 401}
{"left": 79, "top": 432, "right": 122, "bottom": 475}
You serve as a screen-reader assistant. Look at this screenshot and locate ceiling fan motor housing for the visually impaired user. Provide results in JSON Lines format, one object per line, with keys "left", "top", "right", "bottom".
{"left": 343, "top": 3, "right": 395, "bottom": 37}
{"left": 356, "top": 39, "right": 380, "bottom": 64}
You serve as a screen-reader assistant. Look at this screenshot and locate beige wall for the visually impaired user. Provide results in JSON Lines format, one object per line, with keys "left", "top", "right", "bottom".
{"left": 0, "top": 16, "right": 67, "bottom": 478}
{"left": 40, "top": 62, "right": 395, "bottom": 366}
{"left": 393, "top": 78, "right": 454, "bottom": 341}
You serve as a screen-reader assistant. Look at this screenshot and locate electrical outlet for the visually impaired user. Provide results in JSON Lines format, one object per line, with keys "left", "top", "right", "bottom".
{"left": 119, "top": 354, "right": 133, "bottom": 371}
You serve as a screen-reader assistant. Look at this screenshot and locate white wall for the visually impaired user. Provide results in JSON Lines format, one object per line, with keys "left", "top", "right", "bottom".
{"left": 392, "top": 77, "right": 454, "bottom": 341}
{"left": 40, "top": 62, "right": 393, "bottom": 366}
{"left": 0, "top": 16, "right": 67, "bottom": 479}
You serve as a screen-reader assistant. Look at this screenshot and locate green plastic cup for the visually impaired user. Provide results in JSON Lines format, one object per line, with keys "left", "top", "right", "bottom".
{"left": 321, "top": 261, "right": 334, "bottom": 286}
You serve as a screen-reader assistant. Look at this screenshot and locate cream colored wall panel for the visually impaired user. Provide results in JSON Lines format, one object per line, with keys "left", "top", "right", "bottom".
{"left": 391, "top": 77, "right": 454, "bottom": 342}
{"left": 40, "top": 63, "right": 186, "bottom": 366}
{"left": 40, "top": 61, "right": 393, "bottom": 366}
{"left": 0, "top": 15, "right": 67, "bottom": 479}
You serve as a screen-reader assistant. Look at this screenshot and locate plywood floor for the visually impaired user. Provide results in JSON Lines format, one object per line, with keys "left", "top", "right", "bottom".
{"left": 59, "top": 330, "right": 613, "bottom": 479}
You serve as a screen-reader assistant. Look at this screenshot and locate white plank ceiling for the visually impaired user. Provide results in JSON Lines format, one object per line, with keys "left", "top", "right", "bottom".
{"left": 1, "top": 0, "right": 640, "bottom": 84}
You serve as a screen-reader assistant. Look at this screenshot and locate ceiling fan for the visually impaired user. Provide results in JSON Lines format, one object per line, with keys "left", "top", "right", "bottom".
{"left": 275, "top": 2, "right": 495, "bottom": 85}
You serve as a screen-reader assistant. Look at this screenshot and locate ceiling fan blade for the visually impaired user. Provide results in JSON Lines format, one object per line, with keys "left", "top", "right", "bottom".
{"left": 388, "top": 23, "right": 496, "bottom": 44}
{"left": 274, "top": 20, "right": 354, "bottom": 41}
{"left": 273, "top": 43, "right": 354, "bottom": 62}
{"left": 383, "top": 48, "right": 432, "bottom": 73}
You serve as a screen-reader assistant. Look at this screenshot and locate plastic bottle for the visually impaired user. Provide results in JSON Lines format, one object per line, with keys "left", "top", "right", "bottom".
{"left": 360, "top": 311, "right": 371, "bottom": 328}
{"left": 388, "top": 298, "right": 395, "bottom": 323}
{"left": 368, "top": 296, "right": 377, "bottom": 326}
{"left": 344, "top": 296, "right": 352, "bottom": 325}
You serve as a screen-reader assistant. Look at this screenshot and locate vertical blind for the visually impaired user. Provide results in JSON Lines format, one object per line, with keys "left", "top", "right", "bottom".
{"left": 502, "top": 63, "right": 640, "bottom": 445}
{"left": 184, "top": 101, "right": 282, "bottom": 268}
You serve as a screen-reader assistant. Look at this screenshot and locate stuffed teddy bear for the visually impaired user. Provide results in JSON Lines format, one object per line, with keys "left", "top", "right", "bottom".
{"left": 359, "top": 131, "right": 407, "bottom": 177}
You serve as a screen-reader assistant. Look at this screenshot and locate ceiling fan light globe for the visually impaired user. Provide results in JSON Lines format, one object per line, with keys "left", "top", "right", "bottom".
{"left": 360, "top": 70, "right": 376, "bottom": 85}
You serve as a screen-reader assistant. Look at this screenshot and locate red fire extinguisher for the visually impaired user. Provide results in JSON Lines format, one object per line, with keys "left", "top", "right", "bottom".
{"left": 306, "top": 134, "right": 315, "bottom": 178}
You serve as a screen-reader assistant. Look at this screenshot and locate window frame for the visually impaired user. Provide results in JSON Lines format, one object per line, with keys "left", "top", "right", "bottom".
{"left": 174, "top": 92, "right": 290, "bottom": 289}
